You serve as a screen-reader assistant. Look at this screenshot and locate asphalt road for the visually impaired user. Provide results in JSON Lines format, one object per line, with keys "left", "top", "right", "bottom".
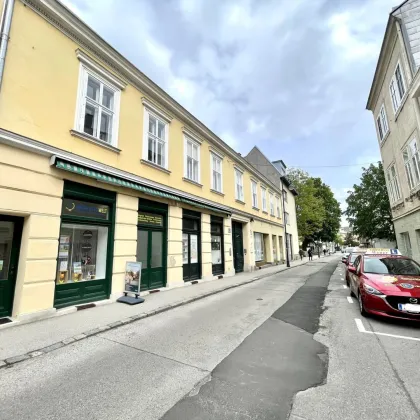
{"left": 0, "top": 259, "right": 334, "bottom": 420}
{"left": 290, "top": 262, "right": 420, "bottom": 420}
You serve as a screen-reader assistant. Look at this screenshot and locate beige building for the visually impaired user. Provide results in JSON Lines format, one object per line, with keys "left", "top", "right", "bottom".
{"left": 245, "top": 147, "right": 300, "bottom": 261}
{"left": 367, "top": 0, "right": 420, "bottom": 262}
{"left": 0, "top": 0, "right": 291, "bottom": 323}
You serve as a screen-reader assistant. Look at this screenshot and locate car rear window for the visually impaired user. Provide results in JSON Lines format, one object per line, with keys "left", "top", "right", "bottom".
{"left": 364, "top": 258, "right": 420, "bottom": 275}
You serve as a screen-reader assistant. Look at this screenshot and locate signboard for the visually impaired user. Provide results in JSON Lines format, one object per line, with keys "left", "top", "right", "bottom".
{"left": 62, "top": 198, "right": 109, "bottom": 220}
{"left": 125, "top": 261, "right": 142, "bottom": 294}
{"left": 138, "top": 212, "right": 163, "bottom": 227}
{"left": 365, "top": 248, "right": 401, "bottom": 255}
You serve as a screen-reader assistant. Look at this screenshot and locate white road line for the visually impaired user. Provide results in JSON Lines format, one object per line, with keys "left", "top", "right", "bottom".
{"left": 343, "top": 285, "right": 348, "bottom": 289}
{"left": 347, "top": 297, "right": 354, "bottom": 304}
{"left": 354, "top": 318, "right": 420, "bottom": 342}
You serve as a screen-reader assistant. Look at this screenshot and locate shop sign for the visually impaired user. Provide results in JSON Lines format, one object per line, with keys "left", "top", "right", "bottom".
{"left": 125, "top": 261, "right": 142, "bottom": 294}
{"left": 138, "top": 212, "right": 163, "bottom": 227}
{"left": 62, "top": 199, "right": 109, "bottom": 220}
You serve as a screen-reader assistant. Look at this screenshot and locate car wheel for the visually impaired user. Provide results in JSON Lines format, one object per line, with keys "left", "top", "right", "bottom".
{"left": 349, "top": 284, "right": 355, "bottom": 297}
{"left": 358, "top": 292, "right": 368, "bottom": 317}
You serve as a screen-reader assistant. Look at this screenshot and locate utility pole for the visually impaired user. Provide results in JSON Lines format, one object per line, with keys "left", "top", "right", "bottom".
{"left": 280, "top": 177, "right": 290, "bottom": 268}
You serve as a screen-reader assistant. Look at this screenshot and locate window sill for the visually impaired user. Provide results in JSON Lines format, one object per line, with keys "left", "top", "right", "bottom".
{"left": 380, "top": 130, "right": 390, "bottom": 147}
{"left": 140, "top": 159, "right": 171, "bottom": 174}
{"left": 235, "top": 199, "right": 245, "bottom": 205}
{"left": 70, "top": 130, "right": 121, "bottom": 153}
{"left": 252, "top": 206, "right": 259, "bottom": 211}
{"left": 211, "top": 189, "right": 224, "bottom": 196}
{"left": 182, "top": 177, "right": 202, "bottom": 188}
{"left": 262, "top": 210, "right": 268, "bottom": 214}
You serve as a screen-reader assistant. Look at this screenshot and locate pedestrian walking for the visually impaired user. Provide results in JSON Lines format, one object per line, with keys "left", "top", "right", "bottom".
{"left": 323, "top": 249, "right": 327, "bottom": 257}
{"left": 299, "top": 249, "right": 304, "bottom": 260}
{"left": 308, "top": 248, "right": 313, "bottom": 261}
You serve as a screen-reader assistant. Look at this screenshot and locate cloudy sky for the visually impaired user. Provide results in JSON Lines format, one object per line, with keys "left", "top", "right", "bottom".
{"left": 62, "top": 0, "right": 397, "bottom": 225}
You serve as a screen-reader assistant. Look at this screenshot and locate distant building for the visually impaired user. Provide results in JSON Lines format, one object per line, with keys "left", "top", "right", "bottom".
{"left": 367, "top": 0, "right": 420, "bottom": 261}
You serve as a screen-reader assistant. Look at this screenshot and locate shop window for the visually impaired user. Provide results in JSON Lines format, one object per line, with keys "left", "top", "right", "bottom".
{"left": 57, "top": 224, "right": 108, "bottom": 284}
{"left": 254, "top": 232, "right": 264, "bottom": 262}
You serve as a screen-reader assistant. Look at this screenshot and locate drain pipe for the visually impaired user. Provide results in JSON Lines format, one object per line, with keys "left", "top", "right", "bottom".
{"left": 0, "top": 0, "right": 15, "bottom": 91}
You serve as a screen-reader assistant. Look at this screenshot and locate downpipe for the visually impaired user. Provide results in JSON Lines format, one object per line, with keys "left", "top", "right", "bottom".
{"left": 0, "top": 0, "right": 15, "bottom": 91}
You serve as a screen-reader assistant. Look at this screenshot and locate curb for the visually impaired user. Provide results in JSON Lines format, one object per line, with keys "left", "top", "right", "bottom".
{"left": 0, "top": 258, "right": 329, "bottom": 370}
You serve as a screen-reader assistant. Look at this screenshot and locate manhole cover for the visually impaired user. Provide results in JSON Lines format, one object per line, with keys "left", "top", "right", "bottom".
{"left": 257, "top": 298, "right": 263, "bottom": 301}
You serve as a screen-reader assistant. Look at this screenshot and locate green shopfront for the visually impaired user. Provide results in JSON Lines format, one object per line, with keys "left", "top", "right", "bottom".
{"left": 54, "top": 181, "right": 115, "bottom": 308}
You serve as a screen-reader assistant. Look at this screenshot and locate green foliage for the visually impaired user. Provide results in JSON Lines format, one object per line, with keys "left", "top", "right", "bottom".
{"left": 345, "top": 162, "right": 395, "bottom": 241}
{"left": 287, "top": 169, "right": 340, "bottom": 247}
{"left": 335, "top": 233, "right": 344, "bottom": 246}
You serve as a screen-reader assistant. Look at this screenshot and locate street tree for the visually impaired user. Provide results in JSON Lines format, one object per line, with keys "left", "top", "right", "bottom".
{"left": 345, "top": 162, "right": 395, "bottom": 242}
{"left": 287, "top": 169, "right": 325, "bottom": 249}
{"left": 343, "top": 231, "right": 359, "bottom": 247}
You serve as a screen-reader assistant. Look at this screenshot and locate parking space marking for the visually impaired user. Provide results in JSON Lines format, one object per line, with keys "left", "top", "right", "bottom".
{"left": 343, "top": 285, "right": 348, "bottom": 289}
{"left": 355, "top": 318, "right": 420, "bottom": 342}
{"left": 347, "top": 297, "right": 354, "bottom": 304}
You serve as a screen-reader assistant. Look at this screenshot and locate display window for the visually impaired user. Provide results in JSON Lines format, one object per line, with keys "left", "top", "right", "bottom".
{"left": 254, "top": 232, "right": 265, "bottom": 262}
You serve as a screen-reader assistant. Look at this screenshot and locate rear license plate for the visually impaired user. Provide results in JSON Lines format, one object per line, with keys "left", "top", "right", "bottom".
{"left": 398, "top": 303, "right": 420, "bottom": 313}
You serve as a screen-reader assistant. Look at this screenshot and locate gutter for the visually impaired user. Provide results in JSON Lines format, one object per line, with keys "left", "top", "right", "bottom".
{"left": 0, "top": 0, "right": 14, "bottom": 91}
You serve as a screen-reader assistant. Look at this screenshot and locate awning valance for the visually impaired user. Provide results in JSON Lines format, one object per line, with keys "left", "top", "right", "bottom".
{"left": 54, "top": 159, "right": 230, "bottom": 215}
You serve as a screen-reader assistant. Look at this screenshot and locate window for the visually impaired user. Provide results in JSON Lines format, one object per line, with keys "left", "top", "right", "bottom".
{"left": 387, "top": 164, "right": 401, "bottom": 203}
{"left": 235, "top": 169, "right": 244, "bottom": 201}
{"left": 400, "top": 232, "right": 413, "bottom": 258}
{"left": 145, "top": 112, "right": 168, "bottom": 168}
{"left": 376, "top": 105, "right": 389, "bottom": 142}
{"left": 282, "top": 190, "right": 288, "bottom": 203}
{"left": 76, "top": 66, "right": 120, "bottom": 145}
{"left": 403, "top": 139, "right": 420, "bottom": 190}
{"left": 184, "top": 137, "right": 200, "bottom": 183}
{"left": 269, "top": 192, "right": 275, "bottom": 216}
{"left": 251, "top": 180, "right": 258, "bottom": 208}
{"left": 389, "top": 62, "right": 406, "bottom": 113}
{"left": 261, "top": 187, "right": 267, "bottom": 212}
{"left": 285, "top": 212, "right": 290, "bottom": 225}
{"left": 276, "top": 196, "right": 281, "bottom": 218}
{"left": 211, "top": 153, "right": 223, "bottom": 192}
{"left": 254, "top": 232, "right": 264, "bottom": 262}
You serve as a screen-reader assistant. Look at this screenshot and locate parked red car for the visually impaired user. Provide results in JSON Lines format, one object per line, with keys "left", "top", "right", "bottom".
{"left": 348, "top": 249, "right": 420, "bottom": 321}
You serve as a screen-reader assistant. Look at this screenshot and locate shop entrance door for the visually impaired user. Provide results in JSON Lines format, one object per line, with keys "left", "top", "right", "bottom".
{"left": 232, "top": 221, "right": 244, "bottom": 273}
{"left": 183, "top": 210, "right": 201, "bottom": 281}
{"left": 137, "top": 229, "right": 166, "bottom": 291}
{"left": 0, "top": 215, "right": 23, "bottom": 318}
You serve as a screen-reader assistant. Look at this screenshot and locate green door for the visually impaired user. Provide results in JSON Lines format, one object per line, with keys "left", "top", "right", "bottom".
{"left": 0, "top": 215, "right": 23, "bottom": 318}
{"left": 232, "top": 221, "right": 244, "bottom": 273}
{"left": 137, "top": 228, "right": 166, "bottom": 291}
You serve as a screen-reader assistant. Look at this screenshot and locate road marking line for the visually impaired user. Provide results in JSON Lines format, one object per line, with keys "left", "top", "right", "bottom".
{"left": 354, "top": 318, "right": 420, "bottom": 342}
{"left": 347, "top": 297, "right": 354, "bottom": 303}
{"left": 343, "top": 285, "right": 348, "bottom": 289}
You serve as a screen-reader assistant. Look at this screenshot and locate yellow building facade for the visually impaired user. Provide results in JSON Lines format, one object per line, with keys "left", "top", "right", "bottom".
{"left": 0, "top": 0, "right": 288, "bottom": 322}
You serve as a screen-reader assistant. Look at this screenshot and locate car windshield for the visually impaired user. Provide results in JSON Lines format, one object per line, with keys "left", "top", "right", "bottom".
{"left": 364, "top": 257, "right": 420, "bottom": 275}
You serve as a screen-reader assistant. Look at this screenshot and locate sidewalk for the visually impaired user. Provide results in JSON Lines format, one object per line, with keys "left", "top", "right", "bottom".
{"left": 0, "top": 255, "right": 335, "bottom": 367}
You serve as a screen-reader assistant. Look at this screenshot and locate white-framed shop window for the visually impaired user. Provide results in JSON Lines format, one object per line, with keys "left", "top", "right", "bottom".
{"left": 376, "top": 104, "right": 389, "bottom": 142}
{"left": 254, "top": 232, "right": 264, "bottom": 262}
{"left": 211, "top": 152, "right": 223, "bottom": 192}
{"left": 389, "top": 61, "right": 406, "bottom": 113}
{"left": 403, "top": 139, "right": 420, "bottom": 190}
{"left": 235, "top": 168, "right": 244, "bottom": 201}
{"left": 74, "top": 65, "right": 121, "bottom": 146}
{"left": 269, "top": 192, "right": 274, "bottom": 216}
{"left": 143, "top": 109, "right": 169, "bottom": 169}
{"left": 261, "top": 187, "right": 267, "bottom": 212}
{"left": 184, "top": 136, "right": 200, "bottom": 183}
{"left": 251, "top": 180, "right": 258, "bottom": 208}
{"left": 387, "top": 164, "right": 401, "bottom": 203}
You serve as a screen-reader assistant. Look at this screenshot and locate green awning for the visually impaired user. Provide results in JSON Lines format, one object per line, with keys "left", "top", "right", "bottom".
{"left": 54, "top": 159, "right": 230, "bottom": 214}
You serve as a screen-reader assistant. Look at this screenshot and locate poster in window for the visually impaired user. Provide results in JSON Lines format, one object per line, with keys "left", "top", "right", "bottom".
{"left": 182, "top": 234, "right": 188, "bottom": 264}
{"left": 59, "top": 235, "right": 70, "bottom": 258}
{"left": 59, "top": 260, "right": 68, "bottom": 271}
{"left": 125, "top": 261, "right": 142, "bottom": 294}
{"left": 190, "top": 235, "right": 198, "bottom": 263}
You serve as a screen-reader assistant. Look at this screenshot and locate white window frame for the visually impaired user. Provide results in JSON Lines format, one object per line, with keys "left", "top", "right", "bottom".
{"left": 74, "top": 64, "right": 121, "bottom": 147}
{"left": 389, "top": 61, "right": 406, "bottom": 114}
{"left": 261, "top": 187, "right": 267, "bottom": 212}
{"left": 403, "top": 138, "right": 420, "bottom": 190}
{"left": 285, "top": 212, "right": 290, "bottom": 225}
{"left": 282, "top": 190, "right": 288, "bottom": 203}
{"left": 276, "top": 196, "right": 281, "bottom": 218}
{"left": 210, "top": 152, "right": 223, "bottom": 193}
{"left": 269, "top": 192, "right": 274, "bottom": 216}
{"left": 376, "top": 104, "right": 389, "bottom": 142}
{"left": 184, "top": 135, "right": 201, "bottom": 183}
{"left": 251, "top": 180, "right": 258, "bottom": 208}
{"left": 142, "top": 104, "right": 170, "bottom": 170}
{"left": 387, "top": 163, "right": 401, "bottom": 203}
{"left": 235, "top": 168, "right": 244, "bottom": 202}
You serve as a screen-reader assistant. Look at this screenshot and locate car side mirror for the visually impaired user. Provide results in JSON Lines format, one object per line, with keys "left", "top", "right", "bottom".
{"left": 348, "top": 266, "right": 356, "bottom": 274}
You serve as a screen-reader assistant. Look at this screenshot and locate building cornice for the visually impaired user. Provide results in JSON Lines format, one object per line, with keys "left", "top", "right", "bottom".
{"left": 22, "top": 0, "right": 282, "bottom": 195}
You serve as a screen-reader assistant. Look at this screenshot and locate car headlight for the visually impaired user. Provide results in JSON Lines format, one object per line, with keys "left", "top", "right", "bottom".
{"left": 363, "top": 283, "right": 384, "bottom": 296}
